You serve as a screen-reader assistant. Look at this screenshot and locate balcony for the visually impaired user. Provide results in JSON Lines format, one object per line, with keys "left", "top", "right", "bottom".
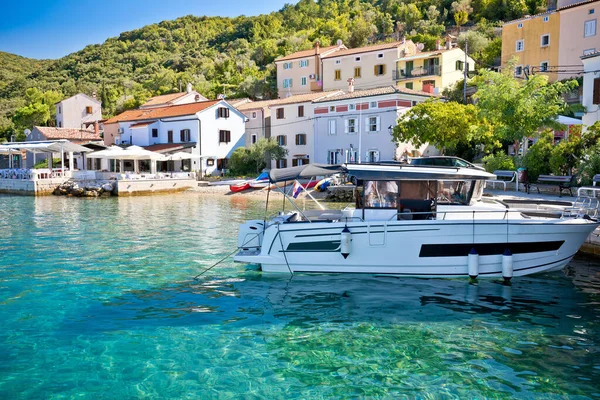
{"left": 393, "top": 65, "right": 442, "bottom": 81}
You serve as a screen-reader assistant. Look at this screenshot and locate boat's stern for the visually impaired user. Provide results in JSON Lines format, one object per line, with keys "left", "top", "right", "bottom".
{"left": 233, "top": 220, "right": 265, "bottom": 263}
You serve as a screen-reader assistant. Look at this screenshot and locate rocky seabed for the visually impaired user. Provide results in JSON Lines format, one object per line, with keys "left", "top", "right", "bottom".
{"left": 53, "top": 180, "right": 116, "bottom": 197}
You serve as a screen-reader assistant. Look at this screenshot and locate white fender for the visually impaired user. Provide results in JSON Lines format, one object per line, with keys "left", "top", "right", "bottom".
{"left": 341, "top": 226, "right": 352, "bottom": 259}
{"left": 468, "top": 248, "right": 479, "bottom": 279}
{"left": 502, "top": 249, "right": 513, "bottom": 282}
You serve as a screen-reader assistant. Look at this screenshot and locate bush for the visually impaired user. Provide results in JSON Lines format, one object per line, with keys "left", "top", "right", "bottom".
{"left": 578, "top": 144, "right": 600, "bottom": 186}
{"left": 522, "top": 131, "right": 554, "bottom": 181}
{"left": 482, "top": 152, "right": 515, "bottom": 173}
{"left": 229, "top": 147, "right": 255, "bottom": 175}
{"left": 33, "top": 158, "right": 61, "bottom": 169}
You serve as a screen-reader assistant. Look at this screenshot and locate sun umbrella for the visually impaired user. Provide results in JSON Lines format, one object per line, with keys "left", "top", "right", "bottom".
{"left": 165, "top": 152, "right": 201, "bottom": 161}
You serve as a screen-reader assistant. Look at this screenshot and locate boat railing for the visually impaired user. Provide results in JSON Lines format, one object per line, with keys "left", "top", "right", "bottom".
{"left": 564, "top": 196, "right": 600, "bottom": 219}
{"left": 388, "top": 209, "right": 513, "bottom": 221}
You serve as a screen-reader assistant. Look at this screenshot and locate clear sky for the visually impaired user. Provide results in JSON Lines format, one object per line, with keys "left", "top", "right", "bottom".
{"left": 0, "top": 0, "right": 291, "bottom": 60}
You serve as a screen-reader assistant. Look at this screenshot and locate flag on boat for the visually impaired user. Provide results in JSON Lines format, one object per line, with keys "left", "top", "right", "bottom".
{"left": 292, "top": 181, "right": 303, "bottom": 198}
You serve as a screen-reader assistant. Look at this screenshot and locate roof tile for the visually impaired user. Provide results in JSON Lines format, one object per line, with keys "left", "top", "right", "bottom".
{"left": 322, "top": 41, "right": 411, "bottom": 59}
{"left": 105, "top": 100, "right": 221, "bottom": 124}
{"left": 276, "top": 45, "right": 342, "bottom": 62}
{"left": 34, "top": 126, "right": 102, "bottom": 141}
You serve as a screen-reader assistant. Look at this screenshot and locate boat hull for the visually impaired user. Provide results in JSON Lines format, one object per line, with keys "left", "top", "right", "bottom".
{"left": 234, "top": 218, "right": 598, "bottom": 278}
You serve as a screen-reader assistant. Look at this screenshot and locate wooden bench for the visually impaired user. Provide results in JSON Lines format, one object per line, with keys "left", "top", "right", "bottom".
{"left": 486, "top": 170, "right": 517, "bottom": 191}
{"left": 577, "top": 174, "right": 600, "bottom": 197}
{"left": 528, "top": 175, "right": 576, "bottom": 197}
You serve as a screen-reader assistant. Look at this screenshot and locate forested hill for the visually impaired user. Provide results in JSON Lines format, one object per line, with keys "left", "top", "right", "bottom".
{"left": 0, "top": 0, "right": 547, "bottom": 139}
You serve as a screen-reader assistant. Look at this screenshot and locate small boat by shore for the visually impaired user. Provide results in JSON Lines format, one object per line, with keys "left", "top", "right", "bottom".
{"left": 230, "top": 181, "right": 251, "bottom": 192}
{"left": 234, "top": 163, "right": 600, "bottom": 279}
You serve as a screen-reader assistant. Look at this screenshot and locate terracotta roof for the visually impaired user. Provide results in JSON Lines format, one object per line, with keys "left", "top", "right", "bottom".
{"left": 276, "top": 45, "right": 342, "bottom": 62}
{"left": 129, "top": 121, "right": 155, "bottom": 128}
{"left": 236, "top": 99, "right": 281, "bottom": 111}
{"left": 228, "top": 98, "right": 252, "bottom": 107}
{"left": 582, "top": 51, "right": 600, "bottom": 60}
{"left": 104, "top": 100, "right": 221, "bottom": 124}
{"left": 33, "top": 126, "right": 102, "bottom": 141}
{"left": 322, "top": 41, "right": 410, "bottom": 59}
{"left": 143, "top": 143, "right": 196, "bottom": 153}
{"left": 141, "top": 92, "right": 187, "bottom": 107}
{"left": 312, "top": 86, "right": 438, "bottom": 103}
{"left": 558, "top": 0, "right": 599, "bottom": 11}
{"left": 503, "top": 10, "right": 555, "bottom": 24}
{"left": 268, "top": 91, "right": 344, "bottom": 107}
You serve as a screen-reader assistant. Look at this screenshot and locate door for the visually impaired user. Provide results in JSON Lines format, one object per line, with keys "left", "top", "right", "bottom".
{"left": 168, "top": 130, "right": 173, "bottom": 143}
{"left": 405, "top": 61, "right": 413, "bottom": 77}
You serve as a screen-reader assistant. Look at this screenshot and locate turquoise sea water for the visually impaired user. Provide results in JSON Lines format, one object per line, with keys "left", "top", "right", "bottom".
{"left": 1, "top": 193, "right": 600, "bottom": 399}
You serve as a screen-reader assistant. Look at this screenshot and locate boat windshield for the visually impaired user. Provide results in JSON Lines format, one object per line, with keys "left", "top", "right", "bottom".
{"left": 358, "top": 179, "right": 475, "bottom": 210}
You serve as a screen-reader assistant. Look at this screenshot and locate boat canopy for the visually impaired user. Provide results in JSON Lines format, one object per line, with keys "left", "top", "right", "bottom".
{"left": 268, "top": 163, "right": 495, "bottom": 183}
{"left": 268, "top": 164, "right": 344, "bottom": 183}
{"left": 345, "top": 163, "right": 495, "bottom": 181}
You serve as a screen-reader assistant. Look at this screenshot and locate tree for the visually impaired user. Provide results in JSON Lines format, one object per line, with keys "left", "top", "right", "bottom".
{"left": 392, "top": 100, "right": 494, "bottom": 155}
{"left": 452, "top": 0, "right": 473, "bottom": 26}
{"left": 229, "top": 138, "right": 287, "bottom": 175}
{"left": 457, "top": 30, "right": 490, "bottom": 55}
{"left": 474, "top": 66, "right": 577, "bottom": 143}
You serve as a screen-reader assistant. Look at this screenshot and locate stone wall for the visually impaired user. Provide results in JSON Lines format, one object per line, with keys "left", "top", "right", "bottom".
{"left": 0, "top": 178, "right": 67, "bottom": 195}
{"left": 115, "top": 179, "right": 197, "bottom": 196}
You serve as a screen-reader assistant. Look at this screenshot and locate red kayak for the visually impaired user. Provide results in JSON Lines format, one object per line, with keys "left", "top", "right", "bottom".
{"left": 230, "top": 182, "right": 250, "bottom": 192}
{"left": 303, "top": 181, "right": 318, "bottom": 189}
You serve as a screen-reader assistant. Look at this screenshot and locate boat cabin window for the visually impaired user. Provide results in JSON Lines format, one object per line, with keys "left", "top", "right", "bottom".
{"left": 364, "top": 181, "right": 398, "bottom": 208}
{"left": 437, "top": 181, "right": 473, "bottom": 205}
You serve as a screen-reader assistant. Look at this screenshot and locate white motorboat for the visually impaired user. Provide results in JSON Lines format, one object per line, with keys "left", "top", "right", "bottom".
{"left": 233, "top": 163, "right": 600, "bottom": 279}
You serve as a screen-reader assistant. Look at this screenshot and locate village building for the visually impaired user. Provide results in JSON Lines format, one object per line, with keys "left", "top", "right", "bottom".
{"left": 311, "top": 83, "right": 439, "bottom": 165}
{"left": 268, "top": 91, "right": 343, "bottom": 168}
{"left": 103, "top": 99, "right": 247, "bottom": 176}
{"left": 25, "top": 126, "right": 103, "bottom": 169}
{"left": 55, "top": 93, "right": 102, "bottom": 129}
{"left": 274, "top": 42, "right": 347, "bottom": 98}
{"left": 321, "top": 40, "right": 417, "bottom": 92}
{"left": 581, "top": 51, "right": 600, "bottom": 130}
{"left": 501, "top": 0, "right": 599, "bottom": 81}
{"left": 235, "top": 99, "right": 281, "bottom": 147}
{"left": 139, "top": 83, "right": 208, "bottom": 109}
{"left": 393, "top": 41, "right": 475, "bottom": 93}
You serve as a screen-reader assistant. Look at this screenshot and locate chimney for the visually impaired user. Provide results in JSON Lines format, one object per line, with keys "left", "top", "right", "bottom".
{"left": 186, "top": 83, "right": 193, "bottom": 93}
{"left": 92, "top": 91, "right": 97, "bottom": 99}
{"left": 217, "top": 94, "right": 225, "bottom": 100}
{"left": 314, "top": 41, "right": 320, "bottom": 54}
{"left": 347, "top": 78, "right": 355, "bottom": 93}
{"left": 446, "top": 37, "right": 452, "bottom": 50}
{"left": 94, "top": 121, "right": 99, "bottom": 137}
{"left": 435, "top": 40, "right": 441, "bottom": 50}
{"left": 401, "top": 36, "right": 406, "bottom": 44}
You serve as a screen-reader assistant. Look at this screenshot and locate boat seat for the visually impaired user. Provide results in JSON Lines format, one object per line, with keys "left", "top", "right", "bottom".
{"left": 398, "top": 199, "right": 434, "bottom": 220}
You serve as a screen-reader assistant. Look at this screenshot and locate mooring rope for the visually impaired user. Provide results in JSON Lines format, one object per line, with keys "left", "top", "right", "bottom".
{"left": 193, "top": 233, "right": 260, "bottom": 280}
{"left": 277, "top": 224, "right": 294, "bottom": 276}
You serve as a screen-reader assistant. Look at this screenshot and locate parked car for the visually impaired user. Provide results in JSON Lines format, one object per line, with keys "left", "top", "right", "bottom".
{"left": 410, "top": 156, "right": 485, "bottom": 171}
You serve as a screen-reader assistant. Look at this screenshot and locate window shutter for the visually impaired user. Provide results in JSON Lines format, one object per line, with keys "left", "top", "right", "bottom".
{"left": 295, "top": 135, "right": 299, "bottom": 145}
{"left": 365, "top": 118, "right": 370, "bottom": 132}
{"left": 344, "top": 119, "right": 349, "bottom": 133}
{"left": 180, "top": 130, "right": 185, "bottom": 142}
{"left": 373, "top": 65, "right": 378, "bottom": 75}
{"left": 376, "top": 117, "right": 381, "bottom": 132}
{"left": 374, "top": 151, "right": 380, "bottom": 162}
{"left": 382, "top": 65, "right": 386, "bottom": 75}
{"left": 594, "top": 78, "right": 600, "bottom": 105}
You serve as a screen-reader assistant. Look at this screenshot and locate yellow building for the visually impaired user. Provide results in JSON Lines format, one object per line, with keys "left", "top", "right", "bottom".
{"left": 501, "top": 11, "right": 560, "bottom": 80}
{"left": 501, "top": 0, "right": 599, "bottom": 81}
{"left": 394, "top": 45, "right": 475, "bottom": 93}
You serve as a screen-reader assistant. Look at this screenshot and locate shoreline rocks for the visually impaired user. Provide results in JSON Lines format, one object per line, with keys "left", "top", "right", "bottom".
{"left": 54, "top": 180, "right": 116, "bottom": 197}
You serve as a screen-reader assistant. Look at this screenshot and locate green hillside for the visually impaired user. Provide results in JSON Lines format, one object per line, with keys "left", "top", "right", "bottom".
{"left": 0, "top": 0, "right": 546, "bottom": 140}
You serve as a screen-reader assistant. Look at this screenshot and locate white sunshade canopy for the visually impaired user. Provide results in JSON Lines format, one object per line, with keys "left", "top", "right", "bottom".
{"left": 0, "top": 140, "right": 93, "bottom": 154}
{"left": 88, "top": 145, "right": 166, "bottom": 161}
{"left": 165, "top": 152, "right": 201, "bottom": 161}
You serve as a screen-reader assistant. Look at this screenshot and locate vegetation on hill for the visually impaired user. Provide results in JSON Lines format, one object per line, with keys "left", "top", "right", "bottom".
{"left": 0, "top": 0, "right": 548, "bottom": 141}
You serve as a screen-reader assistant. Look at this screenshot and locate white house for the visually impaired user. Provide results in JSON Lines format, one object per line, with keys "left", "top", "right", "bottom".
{"left": 103, "top": 100, "right": 247, "bottom": 175}
{"left": 312, "top": 84, "right": 439, "bottom": 164}
{"left": 55, "top": 93, "right": 102, "bottom": 129}
{"left": 139, "top": 83, "right": 208, "bottom": 109}
{"left": 268, "top": 91, "right": 343, "bottom": 168}
{"left": 582, "top": 51, "right": 600, "bottom": 130}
